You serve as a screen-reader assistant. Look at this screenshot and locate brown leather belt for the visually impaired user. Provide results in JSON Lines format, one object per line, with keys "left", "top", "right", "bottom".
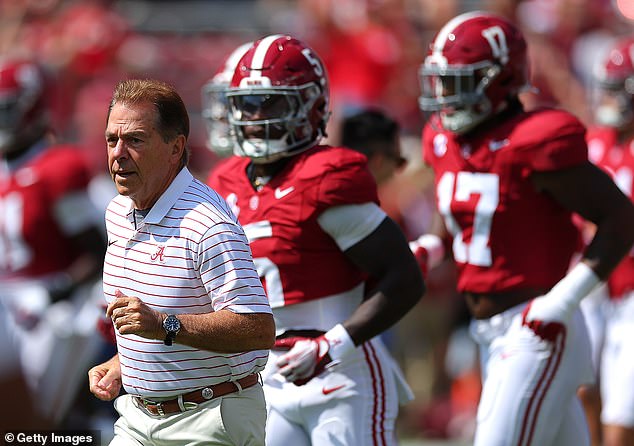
{"left": 134, "top": 373, "right": 259, "bottom": 416}
{"left": 464, "top": 288, "right": 547, "bottom": 319}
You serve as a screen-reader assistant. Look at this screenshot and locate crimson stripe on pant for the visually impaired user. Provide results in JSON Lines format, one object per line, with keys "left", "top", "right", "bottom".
{"left": 363, "top": 341, "right": 388, "bottom": 446}
{"left": 517, "top": 330, "right": 567, "bottom": 446}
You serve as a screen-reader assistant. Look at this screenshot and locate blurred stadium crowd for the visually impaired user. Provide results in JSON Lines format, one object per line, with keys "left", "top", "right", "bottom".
{"left": 1, "top": 0, "right": 634, "bottom": 443}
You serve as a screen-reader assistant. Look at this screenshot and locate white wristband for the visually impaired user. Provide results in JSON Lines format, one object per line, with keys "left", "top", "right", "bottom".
{"left": 324, "top": 324, "right": 356, "bottom": 361}
{"left": 410, "top": 234, "right": 445, "bottom": 269}
{"left": 548, "top": 261, "right": 602, "bottom": 311}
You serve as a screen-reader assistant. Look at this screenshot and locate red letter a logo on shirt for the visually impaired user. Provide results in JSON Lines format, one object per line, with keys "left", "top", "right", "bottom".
{"left": 151, "top": 244, "right": 166, "bottom": 263}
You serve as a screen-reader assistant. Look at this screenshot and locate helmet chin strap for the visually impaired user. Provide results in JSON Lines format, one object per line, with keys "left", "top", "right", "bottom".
{"left": 236, "top": 119, "right": 320, "bottom": 163}
{"left": 442, "top": 97, "right": 493, "bottom": 134}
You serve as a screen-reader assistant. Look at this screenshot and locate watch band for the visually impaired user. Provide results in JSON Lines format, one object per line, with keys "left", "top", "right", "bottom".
{"left": 164, "top": 331, "right": 176, "bottom": 346}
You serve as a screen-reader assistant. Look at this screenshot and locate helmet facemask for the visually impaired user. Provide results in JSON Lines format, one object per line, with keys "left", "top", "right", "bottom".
{"left": 419, "top": 61, "right": 502, "bottom": 134}
{"left": 592, "top": 77, "right": 634, "bottom": 129}
{"left": 227, "top": 83, "right": 324, "bottom": 164}
{"left": 201, "top": 81, "right": 235, "bottom": 156}
{"left": 200, "top": 41, "right": 254, "bottom": 157}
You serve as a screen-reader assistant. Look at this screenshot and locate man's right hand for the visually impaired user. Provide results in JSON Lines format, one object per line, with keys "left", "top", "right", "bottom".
{"left": 88, "top": 355, "right": 122, "bottom": 401}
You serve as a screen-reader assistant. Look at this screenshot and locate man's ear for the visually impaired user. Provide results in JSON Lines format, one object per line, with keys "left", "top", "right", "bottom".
{"left": 172, "top": 135, "right": 186, "bottom": 160}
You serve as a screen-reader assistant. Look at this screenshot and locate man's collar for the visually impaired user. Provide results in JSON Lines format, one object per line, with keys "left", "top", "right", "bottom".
{"left": 124, "top": 167, "right": 193, "bottom": 226}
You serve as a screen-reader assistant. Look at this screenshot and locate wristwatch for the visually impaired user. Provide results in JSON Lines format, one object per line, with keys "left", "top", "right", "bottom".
{"left": 163, "top": 314, "right": 181, "bottom": 346}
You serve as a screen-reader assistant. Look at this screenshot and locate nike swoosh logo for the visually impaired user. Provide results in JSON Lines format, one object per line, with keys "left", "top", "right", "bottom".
{"left": 108, "top": 239, "right": 118, "bottom": 247}
{"left": 322, "top": 384, "right": 346, "bottom": 395}
{"left": 274, "top": 186, "right": 295, "bottom": 199}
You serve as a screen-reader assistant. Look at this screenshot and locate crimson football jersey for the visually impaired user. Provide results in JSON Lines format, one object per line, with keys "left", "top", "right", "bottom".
{"left": 586, "top": 126, "right": 634, "bottom": 299}
{"left": 207, "top": 145, "right": 379, "bottom": 308}
{"left": 0, "top": 143, "right": 94, "bottom": 278}
{"left": 423, "top": 108, "right": 587, "bottom": 294}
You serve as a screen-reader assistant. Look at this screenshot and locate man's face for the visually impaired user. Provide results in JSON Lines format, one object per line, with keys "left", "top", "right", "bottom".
{"left": 106, "top": 101, "right": 183, "bottom": 209}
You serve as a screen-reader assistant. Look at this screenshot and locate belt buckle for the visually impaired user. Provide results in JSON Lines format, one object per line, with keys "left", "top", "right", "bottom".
{"left": 141, "top": 398, "right": 165, "bottom": 416}
{"left": 202, "top": 387, "right": 214, "bottom": 399}
{"left": 154, "top": 402, "right": 165, "bottom": 416}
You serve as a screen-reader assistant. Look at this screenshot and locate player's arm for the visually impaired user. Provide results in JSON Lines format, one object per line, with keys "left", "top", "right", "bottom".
{"left": 523, "top": 160, "right": 634, "bottom": 328}
{"left": 51, "top": 190, "right": 107, "bottom": 302}
{"left": 343, "top": 215, "right": 426, "bottom": 343}
{"left": 275, "top": 203, "right": 425, "bottom": 385}
{"left": 531, "top": 160, "right": 634, "bottom": 278}
{"left": 313, "top": 202, "right": 425, "bottom": 344}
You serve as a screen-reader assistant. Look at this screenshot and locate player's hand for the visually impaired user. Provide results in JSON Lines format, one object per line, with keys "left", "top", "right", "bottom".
{"left": 408, "top": 234, "right": 445, "bottom": 277}
{"left": 408, "top": 241, "right": 429, "bottom": 277}
{"left": 107, "top": 290, "right": 163, "bottom": 340}
{"left": 522, "top": 263, "right": 601, "bottom": 342}
{"left": 276, "top": 335, "right": 332, "bottom": 386}
{"left": 88, "top": 356, "right": 122, "bottom": 401}
{"left": 521, "top": 298, "right": 567, "bottom": 343}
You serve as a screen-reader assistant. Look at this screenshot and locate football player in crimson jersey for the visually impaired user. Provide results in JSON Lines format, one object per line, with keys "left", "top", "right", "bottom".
{"left": 201, "top": 41, "right": 253, "bottom": 158}
{"left": 207, "top": 34, "right": 425, "bottom": 446}
{"left": 0, "top": 57, "right": 107, "bottom": 424}
{"left": 415, "top": 11, "right": 634, "bottom": 446}
{"left": 583, "top": 35, "right": 634, "bottom": 446}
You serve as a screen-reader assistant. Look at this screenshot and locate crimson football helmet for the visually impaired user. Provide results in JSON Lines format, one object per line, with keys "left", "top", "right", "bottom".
{"left": 226, "top": 34, "right": 330, "bottom": 163}
{"left": 201, "top": 41, "right": 253, "bottom": 156}
{"left": 419, "top": 11, "right": 529, "bottom": 134}
{"left": 0, "top": 58, "right": 49, "bottom": 154}
{"left": 592, "top": 36, "right": 634, "bottom": 129}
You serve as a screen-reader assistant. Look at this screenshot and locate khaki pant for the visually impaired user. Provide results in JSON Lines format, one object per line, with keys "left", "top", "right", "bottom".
{"left": 110, "top": 383, "right": 266, "bottom": 446}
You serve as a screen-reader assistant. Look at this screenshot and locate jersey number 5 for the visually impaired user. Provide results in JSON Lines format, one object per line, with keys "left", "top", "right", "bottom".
{"left": 437, "top": 171, "right": 499, "bottom": 267}
{"left": 242, "top": 220, "right": 285, "bottom": 307}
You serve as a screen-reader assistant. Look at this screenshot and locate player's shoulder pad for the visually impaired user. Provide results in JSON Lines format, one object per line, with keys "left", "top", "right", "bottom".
{"left": 514, "top": 108, "right": 586, "bottom": 141}
{"left": 294, "top": 145, "right": 369, "bottom": 181}
{"left": 509, "top": 108, "right": 588, "bottom": 170}
{"left": 38, "top": 143, "right": 92, "bottom": 188}
{"left": 294, "top": 145, "right": 378, "bottom": 208}
{"left": 207, "top": 156, "right": 248, "bottom": 181}
{"left": 41, "top": 143, "right": 91, "bottom": 167}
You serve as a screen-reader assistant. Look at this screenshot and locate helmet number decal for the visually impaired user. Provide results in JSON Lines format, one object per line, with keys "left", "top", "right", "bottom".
{"left": 301, "top": 48, "right": 324, "bottom": 77}
{"left": 482, "top": 26, "right": 509, "bottom": 65}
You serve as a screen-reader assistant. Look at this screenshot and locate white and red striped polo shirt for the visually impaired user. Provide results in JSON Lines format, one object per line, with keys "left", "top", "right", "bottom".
{"left": 103, "top": 168, "right": 271, "bottom": 398}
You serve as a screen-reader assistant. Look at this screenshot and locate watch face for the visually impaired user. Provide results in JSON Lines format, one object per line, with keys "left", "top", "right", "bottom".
{"left": 164, "top": 315, "right": 181, "bottom": 332}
